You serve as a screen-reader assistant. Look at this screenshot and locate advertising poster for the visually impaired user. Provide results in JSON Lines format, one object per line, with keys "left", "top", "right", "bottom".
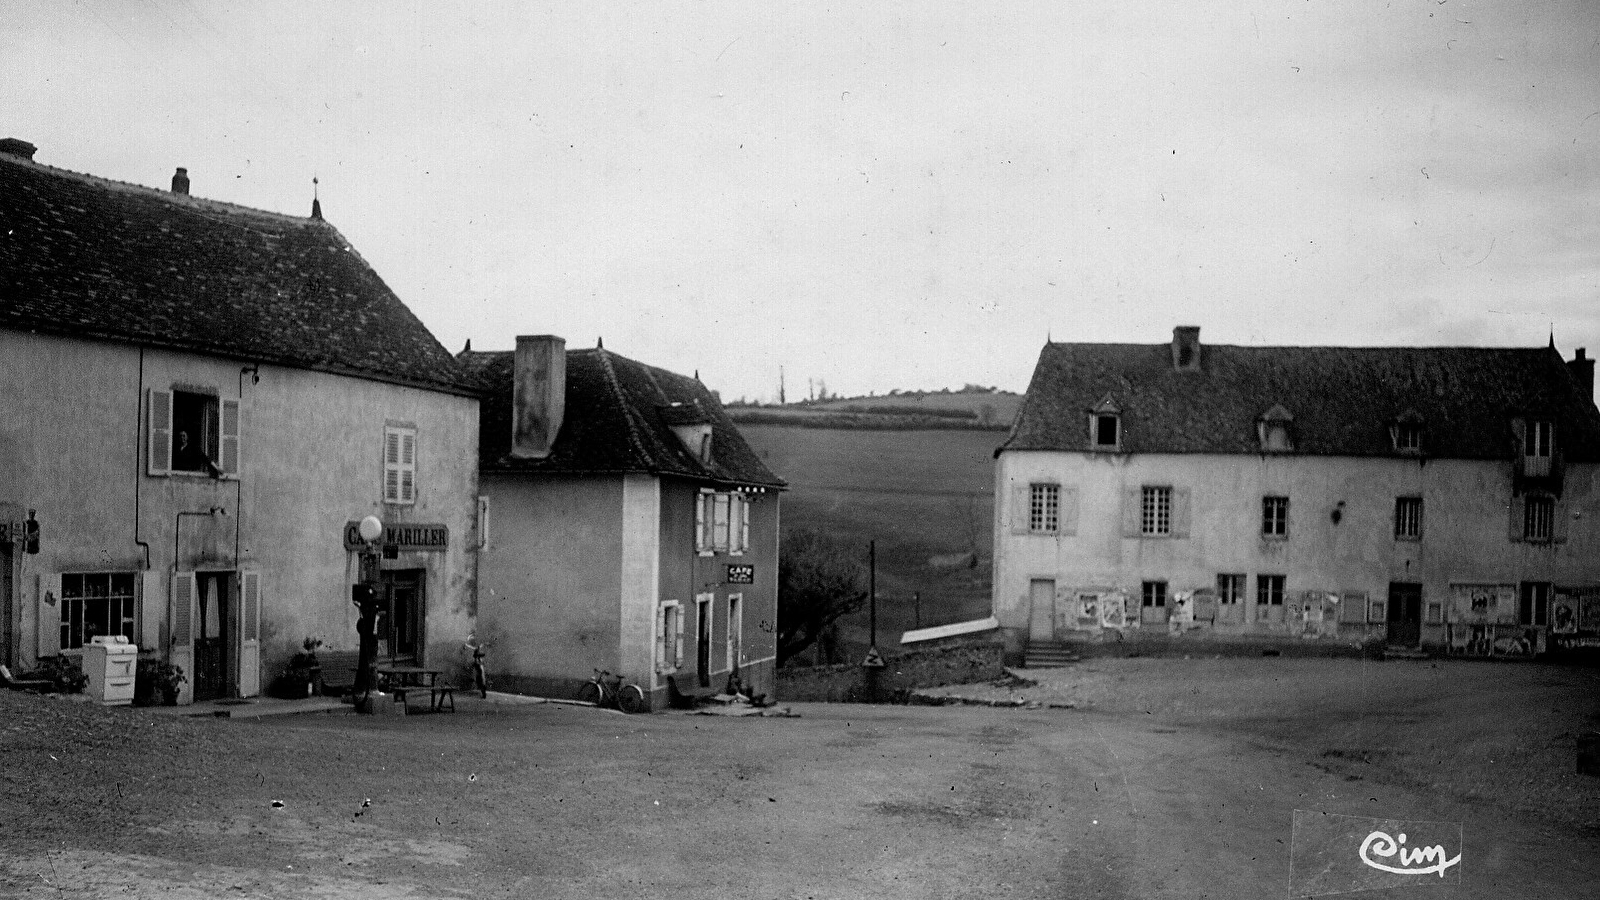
{"left": 1450, "top": 583, "right": 1516, "bottom": 625}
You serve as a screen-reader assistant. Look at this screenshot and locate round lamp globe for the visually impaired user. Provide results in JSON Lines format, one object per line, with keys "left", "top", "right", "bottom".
{"left": 358, "top": 515, "right": 383, "bottom": 543}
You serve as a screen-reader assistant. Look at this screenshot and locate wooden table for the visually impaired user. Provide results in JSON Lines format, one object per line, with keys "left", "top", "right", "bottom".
{"left": 375, "top": 665, "right": 454, "bottom": 712}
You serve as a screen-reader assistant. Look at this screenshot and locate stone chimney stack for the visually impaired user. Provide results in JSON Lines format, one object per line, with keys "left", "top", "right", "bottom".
{"left": 1172, "top": 325, "right": 1202, "bottom": 372}
{"left": 1570, "top": 347, "right": 1594, "bottom": 403}
{"left": 171, "top": 167, "right": 190, "bottom": 195}
{"left": 0, "top": 138, "right": 37, "bottom": 160}
{"left": 512, "top": 335, "right": 566, "bottom": 459}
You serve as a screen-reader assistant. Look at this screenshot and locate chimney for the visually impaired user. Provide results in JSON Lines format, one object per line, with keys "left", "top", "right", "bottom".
{"left": 511, "top": 335, "right": 566, "bottom": 459}
{"left": 1172, "top": 325, "right": 1202, "bottom": 371}
{"left": 0, "top": 138, "right": 37, "bottom": 160}
{"left": 1570, "top": 347, "right": 1594, "bottom": 403}
{"left": 171, "top": 167, "right": 190, "bottom": 195}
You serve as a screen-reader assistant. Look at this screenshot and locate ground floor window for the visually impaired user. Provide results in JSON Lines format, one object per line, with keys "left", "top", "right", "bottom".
{"left": 60, "top": 573, "right": 136, "bottom": 650}
{"left": 1141, "top": 580, "right": 1167, "bottom": 608}
{"left": 1216, "top": 574, "right": 1245, "bottom": 604}
{"left": 1519, "top": 582, "right": 1551, "bottom": 626}
{"left": 1256, "top": 574, "right": 1286, "bottom": 607}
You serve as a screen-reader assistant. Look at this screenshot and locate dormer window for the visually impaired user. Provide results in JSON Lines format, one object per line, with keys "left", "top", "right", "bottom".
{"left": 1391, "top": 410, "right": 1425, "bottom": 454}
{"left": 661, "top": 401, "right": 714, "bottom": 465}
{"left": 1524, "top": 420, "right": 1554, "bottom": 463}
{"left": 1256, "top": 405, "right": 1294, "bottom": 453}
{"left": 1089, "top": 395, "right": 1121, "bottom": 451}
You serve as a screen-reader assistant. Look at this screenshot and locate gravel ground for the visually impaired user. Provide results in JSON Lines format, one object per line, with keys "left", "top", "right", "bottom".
{"left": 916, "top": 655, "right": 1600, "bottom": 834}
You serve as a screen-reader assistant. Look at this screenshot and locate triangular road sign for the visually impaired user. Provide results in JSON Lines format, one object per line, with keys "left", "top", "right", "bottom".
{"left": 861, "top": 646, "right": 886, "bottom": 668}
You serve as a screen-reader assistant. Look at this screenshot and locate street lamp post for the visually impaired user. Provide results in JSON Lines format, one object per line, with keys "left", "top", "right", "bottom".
{"left": 353, "top": 515, "right": 384, "bottom": 707}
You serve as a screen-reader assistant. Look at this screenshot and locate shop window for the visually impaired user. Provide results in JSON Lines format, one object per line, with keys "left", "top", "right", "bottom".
{"left": 59, "top": 573, "right": 136, "bottom": 650}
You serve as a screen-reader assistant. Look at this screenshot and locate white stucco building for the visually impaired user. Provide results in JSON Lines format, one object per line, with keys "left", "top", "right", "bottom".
{"left": 993, "top": 326, "right": 1600, "bottom": 662}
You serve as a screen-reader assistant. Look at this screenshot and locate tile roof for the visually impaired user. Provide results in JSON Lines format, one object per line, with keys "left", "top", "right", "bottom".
{"left": 457, "top": 346, "right": 786, "bottom": 488}
{"left": 1002, "top": 340, "right": 1600, "bottom": 461}
{"left": 0, "top": 152, "right": 471, "bottom": 395}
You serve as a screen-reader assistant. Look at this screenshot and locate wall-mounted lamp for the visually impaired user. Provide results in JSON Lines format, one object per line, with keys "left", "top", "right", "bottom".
{"left": 1331, "top": 500, "right": 1345, "bottom": 525}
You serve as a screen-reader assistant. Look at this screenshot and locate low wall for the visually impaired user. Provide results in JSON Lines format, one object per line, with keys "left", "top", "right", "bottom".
{"left": 777, "top": 639, "right": 1005, "bottom": 703}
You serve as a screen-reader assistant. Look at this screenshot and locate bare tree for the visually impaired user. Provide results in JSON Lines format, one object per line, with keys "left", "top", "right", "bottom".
{"left": 778, "top": 529, "right": 867, "bottom": 665}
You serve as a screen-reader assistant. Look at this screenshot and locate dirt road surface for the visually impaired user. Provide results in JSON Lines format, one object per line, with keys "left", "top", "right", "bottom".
{"left": 2, "top": 657, "right": 1597, "bottom": 898}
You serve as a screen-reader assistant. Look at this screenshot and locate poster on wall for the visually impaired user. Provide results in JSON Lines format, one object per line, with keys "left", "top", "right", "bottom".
{"left": 1099, "top": 592, "right": 1127, "bottom": 629}
{"left": 1551, "top": 591, "right": 1579, "bottom": 635}
{"left": 1578, "top": 587, "right": 1600, "bottom": 632}
{"left": 1077, "top": 593, "right": 1100, "bottom": 627}
{"left": 1450, "top": 583, "right": 1517, "bottom": 625}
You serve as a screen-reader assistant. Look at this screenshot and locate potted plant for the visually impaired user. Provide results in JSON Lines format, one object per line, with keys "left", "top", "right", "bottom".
{"left": 279, "top": 637, "right": 323, "bottom": 698}
{"left": 134, "top": 658, "right": 185, "bottom": 705}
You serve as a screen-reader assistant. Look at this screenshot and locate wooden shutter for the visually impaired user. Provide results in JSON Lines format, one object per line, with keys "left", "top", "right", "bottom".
{"left": 1010, "top": 483, "right": 1031, "bottom": 534}
{"left": 1507, "top": 494, "right": 1525, "bottom": 542}
{"left": 1172, "top": 488, "right": 1192, "bottom": 538}
{"left": 383, "top": 429, "right": 401, "bottom": 502}
{"left": 1553, "top": 497, "right": 1570, "bottom": 543}
{"left": 238, "top": 572, "right": 261, "bottom": 697}
{"left": 147, "top": 389, "right": 172, "bottom": 476}
{"left": 400, "top": 431, "right": 416, "bottom": 503}
{"left": 674, "top": 603, "right": 685, "bottom": 669}
{"left": 170, "top": 572, "right": 196, "bottom": 703}
{"left": 738, "top": 496, "right": 750, "bottom": 553}
{"left": 695, "top": 494, "right": 708, "bottom": 552}
{"left": 1122, "top": 488, "right": 1142, "bottom": 537}
{"left": 36, "top": 574, "right": 61, "bottom": 658}
{"left": 218, "top": 398, "right": 241, "bottom": 478}
{"left": 1338, "top": 590, "right": 1368, "bottom": 625}
{"left": 477, "top": 496, "right": 491, "bottom": 550}
{"left": 1059, "top": 486, "right": 1080, "bottom": 537}
{"left": 139, "top": 571, "right": 162, "bottom": 650}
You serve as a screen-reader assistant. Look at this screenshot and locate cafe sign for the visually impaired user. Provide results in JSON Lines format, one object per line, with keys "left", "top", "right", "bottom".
{"left": 343, "top": 521, "right": 449, "bottom": 552}
{"left": 726, "top": 564, "right": 755, "bottom": 584}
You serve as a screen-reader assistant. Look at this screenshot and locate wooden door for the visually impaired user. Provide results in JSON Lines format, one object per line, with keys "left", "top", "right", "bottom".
{"left": 1388, "top": 582, "right": 1423, "bottom": 647}
{"left": 192, "top": 572, "right": 230, "bottom": 702}
{"left": 381, "top": 570, "right": 424, "bottom": 662}
{"left": 1028, "top": 579, "right": 1056, "bottom": 641}
{"left": 696, "top": 598, "right": 712, "bottom": 688}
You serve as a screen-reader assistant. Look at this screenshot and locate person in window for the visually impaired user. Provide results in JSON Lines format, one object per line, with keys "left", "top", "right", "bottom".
{"left": 173, "top": 430, "right": 221, "bottom": 477}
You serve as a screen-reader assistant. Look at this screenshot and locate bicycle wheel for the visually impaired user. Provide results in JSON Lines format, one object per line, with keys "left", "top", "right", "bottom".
{"left": 575, "top": 680, "right": 603, "bottom": 707}
{"left": 617, "top": 683, "right": 648, "bottom": 714}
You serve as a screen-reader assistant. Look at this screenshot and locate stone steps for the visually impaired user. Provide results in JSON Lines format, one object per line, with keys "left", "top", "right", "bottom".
{"left": 1024, "top": 642, "right": 1082, "bottom": 668}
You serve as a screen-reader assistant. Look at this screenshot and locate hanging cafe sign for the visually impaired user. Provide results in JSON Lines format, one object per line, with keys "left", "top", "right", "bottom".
{"left": 343, "top": 521, "right": 449, "bottom": 552}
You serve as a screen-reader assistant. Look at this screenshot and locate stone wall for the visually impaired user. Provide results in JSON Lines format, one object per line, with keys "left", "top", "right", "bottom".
{"left": 777, "top": 639, "right": 1005, "bottom": 703}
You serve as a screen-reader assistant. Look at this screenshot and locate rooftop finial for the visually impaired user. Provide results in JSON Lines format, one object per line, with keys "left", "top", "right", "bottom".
{"left": 311, "top": 175, "right": 322, "bottom": 220}
{"left": 462, "top": 338, "right": 471, "bottom": 353}
{"left": 597, "top": 336, "right": 604, "bottom": 349}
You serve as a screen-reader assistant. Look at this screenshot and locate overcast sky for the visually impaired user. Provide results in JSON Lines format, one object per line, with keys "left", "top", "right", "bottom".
{"left": 6, "top": 1, "right": 1598, "bottom": 402}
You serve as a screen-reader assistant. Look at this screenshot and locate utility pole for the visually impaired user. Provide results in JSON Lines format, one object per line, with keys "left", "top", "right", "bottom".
{"left": 779, "top": 366, "right": 786, "bottom": 405}
{"left": 868, "top": 540, "right": 877, "bottom": 649}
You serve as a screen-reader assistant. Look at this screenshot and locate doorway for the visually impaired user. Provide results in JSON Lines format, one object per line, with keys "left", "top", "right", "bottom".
{"left": 1, "top": 543, "right": 12, "bottom": 669}
{"left": 381, "top": 569, "right": 425, "bottom": 663}
{"left": 1387, "top": 582, "right": 1423, "bottom": 647}
{"left": 192, "top": 571, "right": 232, "bottom": 701}
{"left": 696, "top": 597, "right": 712, "bottom": 688}
{"left": 1028, "top": 579, "right": 1056, "bottom": 642}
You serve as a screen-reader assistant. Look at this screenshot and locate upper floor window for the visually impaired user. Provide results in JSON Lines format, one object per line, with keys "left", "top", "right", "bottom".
{"left": 1257, "top": 404, "right": 1294, "bottom": 453}
{"left": 1261, "top": 496, "right": 1289, "bottom": 538}
{"left": 1089, "top": 394, "right": 1121, "bottom": 451}
{"left": 1524, "top": 495, "right": 1554, "bottom": 542}
{"left": 1525, "top": 420, "right": 1554, "bottom": 459}
{"left": 1141, "top": 486, "right": 1172, "bottom": 536}
{"left": 384, "top": 426, "right": 417, "bottom": 504}
{"left": 59, "top": 572, "right": 136, "bottom": 650}
{"left": 1029, "top": 483, "right": 1060, "bottom": 533}
{"left": 147, "top": 388, "right": 239, "bottom": 478}
{"left": 1394, "top": 496, "right": 1423, "bottom": 540}
{"left": 697, "top": 490, "right": 750, "bottom": 554}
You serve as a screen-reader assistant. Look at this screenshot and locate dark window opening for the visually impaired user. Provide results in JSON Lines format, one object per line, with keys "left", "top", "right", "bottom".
{"left": 172, "top": 391, "right": 220, "bottom": 474}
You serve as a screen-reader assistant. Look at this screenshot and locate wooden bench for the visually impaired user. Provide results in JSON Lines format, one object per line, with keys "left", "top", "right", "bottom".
{"left": 389, "top": 684, "right": 456, "bottom": 713}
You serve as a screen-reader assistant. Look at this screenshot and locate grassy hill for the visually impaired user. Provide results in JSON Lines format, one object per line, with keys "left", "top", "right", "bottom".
{"left": 727, "top": 389, "right": 1022, "bottom": 431}
{"left": 741, "top": 424, "right": 1003, "bottom": 663}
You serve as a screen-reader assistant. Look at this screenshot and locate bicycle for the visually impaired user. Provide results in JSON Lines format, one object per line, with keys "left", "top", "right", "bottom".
{"left": 576, "top": 669, "right": 648, "bottom": 713}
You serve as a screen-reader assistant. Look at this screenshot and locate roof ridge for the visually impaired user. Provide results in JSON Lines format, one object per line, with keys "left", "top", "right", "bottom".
{"left": 594, "top": 348, "right": 658, "bottom": 469}
{"left": 0, "top": 152, "right": 325, "bottom": 230}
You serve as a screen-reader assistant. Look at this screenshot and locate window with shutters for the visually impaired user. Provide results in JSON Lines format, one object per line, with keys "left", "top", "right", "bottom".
{"left": 696, "top": 490, "right": 750, "bottom": 554}
{"left": 1394, "top": 496, "right": 1423, "bottom": 540}
{"left": 147, "top": 388, "right": 239, "bottom": 478}
{"left": 1029, "top": 483, "right": 1060, "bottom": 533}
{"left": 59, "top": 572, "right": 136, "bottom": 650}
{"left": 383, "top": 426, "right": 417, "bottom": 505}
{"left": 1141, "top": 486, "right": 1172, "bottom": 536}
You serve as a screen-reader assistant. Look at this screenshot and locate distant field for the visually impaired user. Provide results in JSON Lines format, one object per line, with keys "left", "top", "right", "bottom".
{"left": 727, "top": 390, "right": 1023, "bottom": 431}
{"left": 742, "top": 425, "right": 1003, "bottom": 660}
